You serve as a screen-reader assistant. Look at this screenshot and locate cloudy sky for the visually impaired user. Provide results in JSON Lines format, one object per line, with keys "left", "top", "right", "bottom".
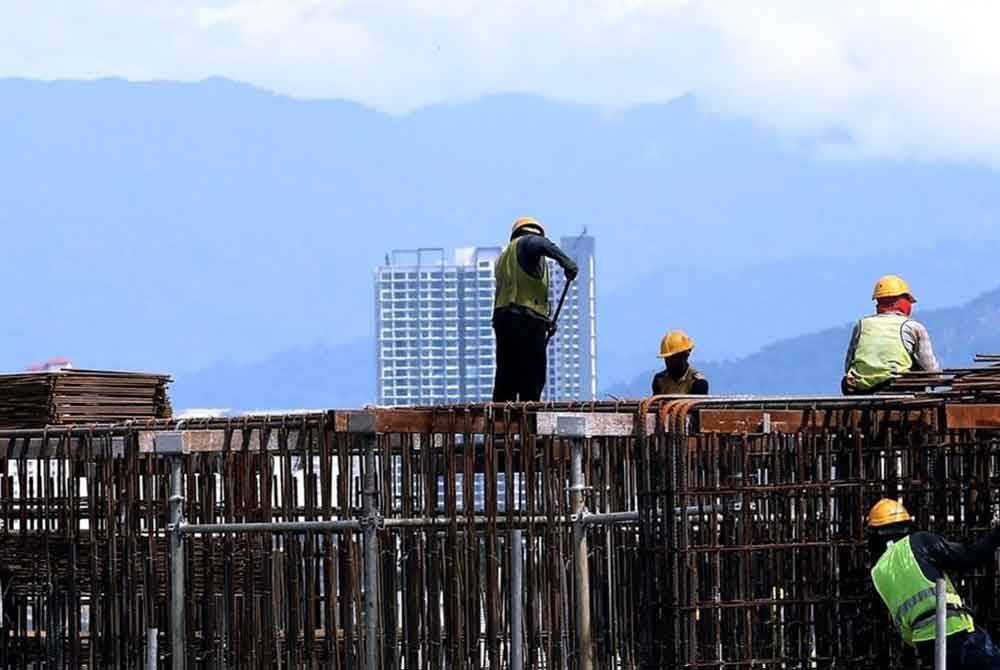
{"left": 3, "top": 1, "right": 1000, "bottom": 164}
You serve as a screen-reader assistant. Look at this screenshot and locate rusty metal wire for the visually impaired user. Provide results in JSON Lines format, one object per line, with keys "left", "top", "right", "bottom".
{"left": 2, "top": 399, "right": 1000, "bottom": 668}
{"left": 0, "top": 409, "right": 642, "bottom": 668}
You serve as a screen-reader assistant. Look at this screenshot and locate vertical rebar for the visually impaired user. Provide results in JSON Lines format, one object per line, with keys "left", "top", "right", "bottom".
{"left": 147, "top": 628, "right": 159, "bottom": 670}
{"left": 363, "top": 435, "right": 380, "bottom": 670}
{"left": 169, "top": 457, "right": 185, "bottom": 670}
{"left": 570, "top": 440, "right": 594, "bottom": 670}
{"left": 511, "top": 529, "right": 524, "bottom": 670}
{"left": 935, "top": 578, "right": 947, "bottom": 670}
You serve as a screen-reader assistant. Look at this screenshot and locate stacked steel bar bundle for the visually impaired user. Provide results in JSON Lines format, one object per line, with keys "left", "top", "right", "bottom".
{"left": 0, "top": 368, "right": 172, "bottom": 427}
{"left": 888, "top": 352, "right": 1000, "bottom": 395}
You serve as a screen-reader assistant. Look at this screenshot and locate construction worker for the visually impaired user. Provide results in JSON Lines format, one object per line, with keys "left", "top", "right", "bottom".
{"left": 651, "top": 330, "right": 709, "bottom": 395}
{"left": 868, "top": 498, "right": 1000, "bottom": 667}
{"left": 492, "top": 217, "right": 578, "bottom": 402}
{"left": 843, "top": 275, "right": 940, "bottom": 394}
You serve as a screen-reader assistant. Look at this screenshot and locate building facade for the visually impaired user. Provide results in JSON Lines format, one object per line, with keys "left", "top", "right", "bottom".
{"left": 375, "top": 236, "right": 597, "bottom": 406}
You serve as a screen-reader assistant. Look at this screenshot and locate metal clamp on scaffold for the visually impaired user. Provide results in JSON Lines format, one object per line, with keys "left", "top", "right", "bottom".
{"left": 359, "top": 512, "right": 385, "bottom": 532}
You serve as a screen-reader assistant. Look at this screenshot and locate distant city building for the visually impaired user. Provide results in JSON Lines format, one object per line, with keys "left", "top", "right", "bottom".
{"left": 375, "top": 235, "right": 597, "bottom": 405}
{"left": 545, "top": 234, "right": 598, "bottom": 402}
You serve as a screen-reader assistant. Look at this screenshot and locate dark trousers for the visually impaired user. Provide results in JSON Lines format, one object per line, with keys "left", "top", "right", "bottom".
{"left": 917, "top": 628, "right": 1000, "bottom": 669}
{"left": 841, "top": 376, "right": 892, "bottom": 395}
{"left": 492, "top": 308, "right": 548, "bottom": 402}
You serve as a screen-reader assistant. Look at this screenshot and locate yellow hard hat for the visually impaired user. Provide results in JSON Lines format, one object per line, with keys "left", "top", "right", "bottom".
{"left": 658, "top": 330, "right": 695, "bottom": 358}
{"left": 872, "top": 275, "right": 916, "bottom": 302}
{"left": 867, "top": 498, "right": 912, "bottom": 528}
{"left": 511, "top": 217, "right": 545, "bottom": 236}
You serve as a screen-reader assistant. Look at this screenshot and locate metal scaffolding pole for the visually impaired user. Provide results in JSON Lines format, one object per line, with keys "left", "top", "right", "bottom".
{"left": 570, "top": 439, "right": 594, "bottom": 670}
{"left": 362, "top": 435, "right": 381, "bottom": 670}
{"left": 169, "top": 457, "right": 186, "bottom": 670}
{"left": 510, "top": 529, "right": 524, "bottom": 670}
{"left": 936, "top": 578, "right": 947, "bottom": 669}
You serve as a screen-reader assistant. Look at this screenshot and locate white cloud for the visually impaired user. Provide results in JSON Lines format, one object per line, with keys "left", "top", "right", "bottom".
{"left": 3, "top": 1, "right": 1000, "bottom": 163}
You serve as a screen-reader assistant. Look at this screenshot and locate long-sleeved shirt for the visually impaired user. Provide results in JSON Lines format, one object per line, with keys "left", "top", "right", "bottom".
{"left": 515, "top": 233, "right": 578, "bottom": 281}
{"left": 844, "top": 311, "right": 940, "bottom": 374}
{"left": 905, "top": 527, "right": 1000, "bottom": 581}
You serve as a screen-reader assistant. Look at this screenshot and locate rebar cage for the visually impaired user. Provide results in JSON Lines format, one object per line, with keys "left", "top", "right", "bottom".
{"left": 1, "top": 398, "right": 999, "bottom": 668}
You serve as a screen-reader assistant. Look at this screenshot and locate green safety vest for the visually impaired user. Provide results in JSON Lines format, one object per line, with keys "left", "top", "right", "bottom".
{"left": 494, "top": 237, "right": 550, "bottom": 318}
{"left": 847, "top": 313, "right": 913, "bottom": 390}
{"left": 871, "top": 536, "right": 974, "bottom": 645}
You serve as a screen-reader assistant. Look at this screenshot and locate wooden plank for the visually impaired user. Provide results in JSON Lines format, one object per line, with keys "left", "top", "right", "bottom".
{"left": 945, "top": 404, "right": 1000, "bottom": 429}
{"left": 534, "top": 412, "right": 650, "bottom": 437}
{"left": 698, "top": 410, "right": 811, "bottom": 433}
{"left": 137, "top": 430, "right": 289, "bottom": 454}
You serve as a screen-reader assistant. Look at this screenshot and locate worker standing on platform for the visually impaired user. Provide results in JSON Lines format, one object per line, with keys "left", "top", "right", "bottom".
{"left": 867, "top": 499, "right": 1000, "bottom": 667}
{"left": 492, "top": 217, "right": 578, "bottom": 402}
{"left": 651, "top": 330, "right": 709, "bottom": 395}
{"left": 843, "top": 275, "right": 940, "bottom": 395}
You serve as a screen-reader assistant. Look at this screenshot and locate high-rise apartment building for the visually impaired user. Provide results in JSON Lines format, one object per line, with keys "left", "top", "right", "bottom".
{"left": 375, "top": 236, "right": 597, "bottom": 406}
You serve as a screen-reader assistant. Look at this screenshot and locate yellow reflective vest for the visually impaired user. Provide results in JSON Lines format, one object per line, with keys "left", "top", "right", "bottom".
{"left": 871, "top": 536, "right": 974, "bottom": 645}
{"left": 847, "top": 314, "right": 913, "bottom": 390}
{"left": 494, "top": 237, "right": 550, "bottom": 318}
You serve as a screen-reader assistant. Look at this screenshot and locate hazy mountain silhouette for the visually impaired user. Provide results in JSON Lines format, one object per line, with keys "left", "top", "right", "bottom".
{"left": 172, "top": 339, "right": 374, "bottom": 411}
{"left": 3, "top": 76, "right": 1000, "bottom": 406}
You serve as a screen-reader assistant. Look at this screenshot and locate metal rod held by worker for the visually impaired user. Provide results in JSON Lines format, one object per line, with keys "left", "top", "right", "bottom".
{"left": 936, "top": 578, "right": 947, "bottom": 669}
{"left": 363, "top": 435, "right": 381, "bottom": 670}
{"left": 510, "top": 529, "right": 524, "bottom": 670}
{"left": 570, "top": 439, "right": 594, "bottom": 670}
{"left": 147, "top": 628, "right": 158, "bottom": 670}
{"left": 546, "top": 279, "right": 573, "bottom": 345}
{"left": 169, "top": 458, "right": 186, "bottom": 670}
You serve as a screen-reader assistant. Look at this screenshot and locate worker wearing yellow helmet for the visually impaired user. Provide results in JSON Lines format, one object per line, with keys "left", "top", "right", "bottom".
{"left": 843, "top": 275, "right": 940, "bottom": 394}
{"left": 867, "top": 498, "right": 1000, "bottom": 666}
{"left": 492, "top": 217, "right": 579, "bottom": 402}
{"left": 651, "top": 330, "right": 709, "bottom": 395}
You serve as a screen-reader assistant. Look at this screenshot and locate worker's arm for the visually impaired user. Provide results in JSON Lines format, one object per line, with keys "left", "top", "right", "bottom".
{"left": 691, "top": 377, "right": 709, "bottom": 395}
{"left": 902, "top": 321, "right": 941, "bottom": 372}
{"left": 922, "top": 527, "right": 1000, "bottom": 572}
{"left": 844, "top": 322, "right": 861, "bottom": 374}
{"left": 516, "top": 235, "right": 579, "bottom": 280}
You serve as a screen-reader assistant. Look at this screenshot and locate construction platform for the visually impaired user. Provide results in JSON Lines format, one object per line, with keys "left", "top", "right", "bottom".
{"left": 2, "top": 394, "right": 1000, "bottom": 668}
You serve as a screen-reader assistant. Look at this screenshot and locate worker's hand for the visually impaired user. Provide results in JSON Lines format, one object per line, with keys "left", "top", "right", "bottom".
{"left": 565, "top": 265, "right": 579, "bottom": 281}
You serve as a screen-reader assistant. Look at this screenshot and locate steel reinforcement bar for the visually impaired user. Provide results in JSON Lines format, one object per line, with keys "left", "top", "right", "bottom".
{"left": 2, "top": 399, "right": 1000, "bottom": 668}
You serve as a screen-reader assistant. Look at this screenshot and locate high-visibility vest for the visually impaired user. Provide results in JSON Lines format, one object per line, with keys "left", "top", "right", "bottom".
{"left": 871, "top": 536, "right": 974, "bottom": 645}
{"left": 847, "top": 313, "right": 913, "bottom": 390}
{"left": 494, "top": 237, "right": 550, "bottom": 318}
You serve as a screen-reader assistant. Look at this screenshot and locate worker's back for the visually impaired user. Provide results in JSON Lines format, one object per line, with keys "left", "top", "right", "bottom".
{"left": 494, "top": 236, "right": 550, "bottom": 318}
{"left": 847, "top": 313, "right": 913, "bottom": 390}
{"left": 871, "top": 533, "right": 973, "bottom": 646}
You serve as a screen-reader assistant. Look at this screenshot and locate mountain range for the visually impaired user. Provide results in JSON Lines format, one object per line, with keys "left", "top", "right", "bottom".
{"left": 3, "top": 76, "right": 1000, "bottom": 408}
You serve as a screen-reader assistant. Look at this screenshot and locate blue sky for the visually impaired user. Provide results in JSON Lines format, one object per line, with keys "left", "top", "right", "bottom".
{"left": 5, "top": 2, "right": 1000, "bottom": 165}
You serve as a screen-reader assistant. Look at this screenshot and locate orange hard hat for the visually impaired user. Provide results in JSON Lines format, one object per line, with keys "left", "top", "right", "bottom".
{"left": 872, "top": 275, "right": 916, "bottom": 302}
{"left": 511, "top": 217, "right": 545, "bottom": 237}
{"left": 658, "top": 330, "right": 695, "bottom": 358}
{"left": 867, "top": 498, "right": 913, "bottom": 528}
